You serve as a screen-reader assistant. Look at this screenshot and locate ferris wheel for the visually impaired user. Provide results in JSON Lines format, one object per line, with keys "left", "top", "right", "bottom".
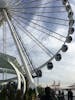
{"left": 0, "top": 0, "right": 74, "bottom": 93}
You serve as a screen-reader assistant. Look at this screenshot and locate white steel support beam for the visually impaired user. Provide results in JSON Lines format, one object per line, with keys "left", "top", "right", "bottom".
{"left": 20, "top": 72, "right": 26, "bottom": 93}
{"left": 9, "top": 60, "right": 21, "bottom": 90}
{"left": 9, "top": 60, "right": 26, "bottom": 93}
{"left": 3, "top": 9, "right": 35, "bottom": 87}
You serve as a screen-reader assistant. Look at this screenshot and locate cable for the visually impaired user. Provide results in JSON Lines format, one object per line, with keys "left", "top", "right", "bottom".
{"left": 11, "top": 17, "right": 54, "bottom": 57}
{"left": 11, "top": 15, "right": 66, "bottom": 42}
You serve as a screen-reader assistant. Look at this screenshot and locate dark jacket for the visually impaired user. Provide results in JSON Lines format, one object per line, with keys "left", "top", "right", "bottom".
{"left": 40, "top": 95, "right": 53, "bottom": 100}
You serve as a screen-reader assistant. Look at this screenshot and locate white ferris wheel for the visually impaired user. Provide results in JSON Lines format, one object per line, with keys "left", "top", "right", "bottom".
{"left": 0, "top": 0, "right": 74, "bottom": 94}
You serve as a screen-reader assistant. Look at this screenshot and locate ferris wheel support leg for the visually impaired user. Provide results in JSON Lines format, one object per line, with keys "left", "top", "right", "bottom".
{"left": 3, "top": 9, "right": 36, "bottom": 88}
{"left": 20, "top": 72, "right": 26, "bottom": 94}
{"left": 8, "top": 60, "right": 21, "bottom": 90}
{"left": 9, "top": 60, "right": 26, "bottom": 93}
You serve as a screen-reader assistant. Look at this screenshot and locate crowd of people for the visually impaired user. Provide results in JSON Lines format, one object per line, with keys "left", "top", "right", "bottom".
{"left": 0, "top": 82, "right": 25, "bottom": 100}
{"left": 38, "top": 87, "right": 73, "bottom": 100}
{"left": 0, "top": 82, "right": 74, "bottom": 100}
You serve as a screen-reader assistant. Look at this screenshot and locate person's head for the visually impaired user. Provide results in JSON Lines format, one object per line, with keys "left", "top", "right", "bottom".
{"left": 45, "top": 87, "right": 51, "bottom": 95}
{"left": 58, "top": 90, "right": 61, "bottom": 94}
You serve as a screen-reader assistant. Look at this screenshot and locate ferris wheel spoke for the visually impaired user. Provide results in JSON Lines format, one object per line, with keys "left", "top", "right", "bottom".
{"left": 13, "top": 32, "right": 34, "bottom": 71}
{"left": 11, "top": 15, "right": 66, "bottom": 43}
{"left": 3, "top": 21, "right": 7, "bottom": 54}
{"left": 7, "top": 0, "right": 41, "bottom": 8}
{"left": 8, "top": 0, "right": 61, "bottom": 8}
{"left": 15, "top": 33, "right": 37, "bottom": 74}
{"left": 9, "top": 5, "right": 65, "bottom": 10}
{"left": 8, "top": 9, "right": 68, "bottom": 21}
{"left": 28, "top": 19, "right": 68, "bottom": 26}
{"left": 9, "top": 9, "right": 66, "bottom": 14}
{"left": 10, "top": 16, "right": 66, "bottom": 44}
{"left": 10, "top": 3, "right": 64, "bottom": 10}
{"left": 21, "top": 0, "right": 61, "bottom": 7}
{"left": 9, "top": 10, "right": 68, "bottom": 26}
{"left": 7, "top": 10, "right": 69, "bottom": 22}
{"left": 8, "top": 6, "right": 66, "bottom": 14}
{"left": 10, "top": 12, "right": 68, "bottom": 26}
{"left": 10, "top": 13, "right": 67, "bottom": 38}
{"left": 9, "top": 10, "right": 66, "bottom": 14}
{"left": 11, "top": 17, "right": 54, "bottom": 57}
{"left": 9, "top": 7, "right": 64, "bottom": 14}
{"left": 7, "top": 0, "right": 65, "bottom": 11}
{"left": 7, "top": 0, "right": 23, "bottom": 7}
{"left": 13, "top": 26, "right": 37, "bottom": 72}
{"left": 22, "top": 0, "right": 61, "bottom": 3}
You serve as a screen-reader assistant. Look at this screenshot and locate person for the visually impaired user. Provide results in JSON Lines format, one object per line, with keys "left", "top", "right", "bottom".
{"left": 0, "top": 88, "right": 8, "bottom": 100}
{"left": 57, "top": 90, "right": 62, "bottom": 100}
{"left": 61, "top": 91, "right": 65, "bottom": 100}
{"left": 15, "top": 90, "right": 23, "bottom": 100}
{"left": 68, "top": 89, "right": 73, "bottom": 100}
{"left": 40, "top": 87, "right": 54, "bottom": 100}
{"left": 51, "top": 89, "right": 58, "bottom": 100}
